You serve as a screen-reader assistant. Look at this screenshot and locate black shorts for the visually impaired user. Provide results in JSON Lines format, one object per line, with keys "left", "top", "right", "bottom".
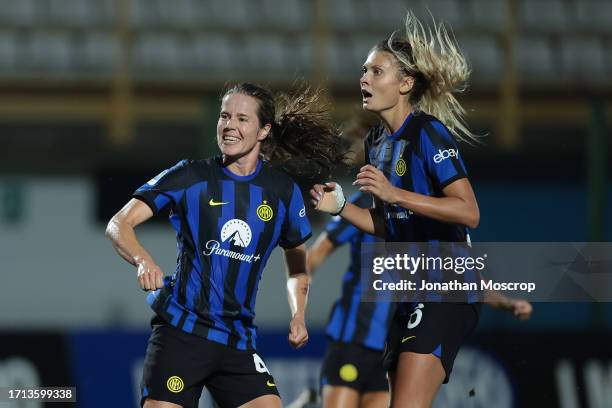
{"left": 141, "top": 316, "right": 279, "bottom": 408}
{"left": 320, "top": 341, "right": 388, "bottom": 393}
{"left": 383, "top": 302, "right": 479, "bottom": 383}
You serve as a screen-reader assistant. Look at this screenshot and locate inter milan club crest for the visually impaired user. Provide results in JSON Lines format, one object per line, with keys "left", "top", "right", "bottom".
{"left": 395, "top": 158, "right": 407, "bottom": 176}
{"left": 256, "top": 201, "right": 273, "bottom": 221}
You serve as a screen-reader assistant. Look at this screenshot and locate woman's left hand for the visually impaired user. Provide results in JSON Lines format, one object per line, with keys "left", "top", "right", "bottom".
{"left": 354, "top": 165, "right": 398, "bottom": 204}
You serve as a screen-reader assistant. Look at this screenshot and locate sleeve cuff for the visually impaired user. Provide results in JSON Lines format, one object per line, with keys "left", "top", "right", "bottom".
{"left": 280, "top": 232, "right": 312, "bottom": 249}
{"left": 439, "top": 174, "right": 467, "bottom": 190}
{"left": 132, "top": 194, "right": 158, "bottom": 215}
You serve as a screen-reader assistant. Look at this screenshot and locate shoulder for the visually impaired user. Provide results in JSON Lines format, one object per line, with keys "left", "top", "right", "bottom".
{"left": 193, "top": 156, "right": 221, "bottom": 171}
{"left": 186, "top": 156, "right": 223, "bottom": 178}
{"left": 151, "top": 159, "right": 194, "bottom": 181}
{"left": 396, "top": 112, "right": 437, "bottom": 139}
{"left": 423, "top": 121, "right": 457, "bottom": 147}
{"left": 261, "top": 161, "right": 298, "bottom": 192}
{"left": 401, "top": 113, "right": 457, "bottom": 149}
{"left": 160, "top": 158, "right": 210, "bottom": 187}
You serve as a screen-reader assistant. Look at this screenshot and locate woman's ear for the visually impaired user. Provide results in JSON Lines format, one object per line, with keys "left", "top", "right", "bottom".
{"left": 258, "top": 123, "right": 272, "bottom": 141}
{"left": 399, "top": 76, "right": 415, "bottom": 95}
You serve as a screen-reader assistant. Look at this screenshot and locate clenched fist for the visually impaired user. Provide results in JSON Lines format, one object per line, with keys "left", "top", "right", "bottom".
{"left": 137, "top": 258, "right": 164, "bottom": 291}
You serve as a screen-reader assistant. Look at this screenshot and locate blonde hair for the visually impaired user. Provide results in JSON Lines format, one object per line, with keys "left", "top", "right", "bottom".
{"left": 375, "top": 12, "right": 480, "bottom": 144}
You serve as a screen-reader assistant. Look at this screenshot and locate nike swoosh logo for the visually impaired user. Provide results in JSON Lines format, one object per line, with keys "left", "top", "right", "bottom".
{"left": 266, "top": 380, "right": 276, "bottom": 387}
{"left": 401, "top": 336, "right": 416, "bottom": 344}
{"left": 209, "top": 199, "right": 229, "bottom": 206}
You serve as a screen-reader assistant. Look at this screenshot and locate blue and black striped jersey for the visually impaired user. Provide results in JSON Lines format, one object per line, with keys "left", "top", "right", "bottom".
{"left": 325, "top": 192, "right": 395, "bottom": 351}
{"left": 365, "top": 113, "right": 479, "bottom": 305}
{"left": 133, "top": 156, "right": 311, "bottom": 351}
{"left": 365, "top": 112, "right": 469, "bottom": 243}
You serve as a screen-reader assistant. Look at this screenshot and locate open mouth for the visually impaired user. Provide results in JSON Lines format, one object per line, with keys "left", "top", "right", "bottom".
{"left": 222, "top": 135, "right": 241, "bottom": 145}
{"left": 361, "top": 89, "right": 373, "bottom": 100}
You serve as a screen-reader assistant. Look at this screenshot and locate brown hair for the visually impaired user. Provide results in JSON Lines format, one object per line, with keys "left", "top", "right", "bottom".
{"left": 223, "top": 82, "right": 347, "bottom": 188}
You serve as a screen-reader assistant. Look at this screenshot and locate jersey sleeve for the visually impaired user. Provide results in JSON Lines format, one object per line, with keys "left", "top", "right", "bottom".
{"left": 325, "top": 192, "right": 368, "bottom": 246}
{"left": 419, "top": 121, "right": 468, "bottom": 190}
{"left": 279, "top": 183, "right": 312, "bottom": 249}
{"left": 132, "top": 160, "right": 191, "bottom": 215}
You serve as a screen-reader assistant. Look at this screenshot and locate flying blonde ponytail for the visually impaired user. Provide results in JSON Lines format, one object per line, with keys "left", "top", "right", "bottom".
{"left": 376, "top": 11, "right": 480, "bottom": 144}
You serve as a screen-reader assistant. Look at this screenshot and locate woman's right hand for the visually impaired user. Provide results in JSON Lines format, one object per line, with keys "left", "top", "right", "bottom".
{"left": 136, "top": 258, "right": 164, "bottom": 291}
{"left": 309, "top": 182, "right": 346, "bottom": 215}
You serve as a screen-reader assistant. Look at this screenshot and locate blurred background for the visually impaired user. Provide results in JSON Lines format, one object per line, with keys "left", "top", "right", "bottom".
{"left": 0, "top": 0, "right": 610, "bottom": 407}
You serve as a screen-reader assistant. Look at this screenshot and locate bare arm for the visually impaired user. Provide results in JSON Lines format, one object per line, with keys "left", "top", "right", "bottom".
{"left": 485, "top": 290, "right": 533, "bottom": 320}
{"left": 105, "top": 198, "right": 164, "bottom": 291}
{"left": 285, "top": 244, "right": 310, "bottom": 348}
{"left": 355, "top": 165, "right": 480, "bottom": 228}
{"left": 309, "top": 183, "right": 386, "bottom": 238}
{"left": 391, "top": 179, "right": 480, "bottom": 228}
{"left": 306, "top": 233, "right": 336, "bottom": 275}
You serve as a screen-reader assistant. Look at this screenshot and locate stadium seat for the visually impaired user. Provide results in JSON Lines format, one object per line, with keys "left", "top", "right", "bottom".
{"left": 190, "top": 34, "right": 235, "bottom": 72}
{"left": 560, "top": 37, "right": 607, "bottom": 80}
{"left": 46, "top": 0, "right": 95, "bottom": 28}
{"left": 458, "top": 36, "right": 503, "bottom": 81}
{"left": 515, "top": 36, "right": 555, "bottom": 78}
{"left": 206, "top": 0, "right": 254, "bottom": 29}
{"left": 94, "top": 0, "right": 116, "bottom": 27}
{"left": 327, "top": 36, "right": 360, "bottom": 79}
{"left": 157, "top": 0, "right": 198, "bottom": 29}
{"left": 285, "top": 35, "right": 313, "bottom": 74}
{"left": 243, "top": 35, "right": 287, "bottom": 71}
{"left": 74, "top": 32, "right": 119, "bottom": 73}
{"left": 327, "top": 0, "right": 361, "bottom": 29}
{"left": 132, "top": 34, "right": 183, "bottom": 73}
{"left": 129, "top": 0, "right": 159, "bottom": 28}
{"left": 364, "top": 0, "right": 409, "bottom": 29}
{"left": 573, "top": 0, "right": 612, "bottom": 32}
{"left": 350, "top": 35, "right": 382, "bottom": 67}
{"left": 261, "top": 0, "right": 309, "bottom": 30}
{"left": 25, "top": 31, "right": 73, "bottom": 72}
{"left": 0, "top": 0, "right": 35, "bottom": 27}
{"left": 0, "top": 32, "right": 18, "bottom": 71}
{"left": 411, "top": 0, "right": 465, "bottom": 29}
{"left": 518, "top": 0, "right": 568, "bottom": 32}
{"left": 469, "top": 0, "right": 506, "bottom": 33}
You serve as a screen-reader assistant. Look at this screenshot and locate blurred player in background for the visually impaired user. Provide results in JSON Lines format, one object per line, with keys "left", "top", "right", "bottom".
{"left": 106, "top": 83, "right": 343, "bottom": 408}
{"left": 307, "top": 116, "right": 531, "bottom": 408}
{"left": 310, "top": 12, "right": 503, "bottom": 407}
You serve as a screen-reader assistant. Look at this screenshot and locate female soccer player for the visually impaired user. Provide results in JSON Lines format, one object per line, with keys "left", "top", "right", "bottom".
{"left": 309, "top": 192, "right": 532, "bottom": 408}
{"left": 309, "top": 125, "right": 532, "bottom": 408}
{"left": 310, "top": 12, "right": 493, "bottom": 407}
{"left": 106, "top": 83, "right": 343, "bottom": 408}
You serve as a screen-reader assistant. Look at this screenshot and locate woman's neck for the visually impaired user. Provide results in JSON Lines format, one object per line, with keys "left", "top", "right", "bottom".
{"left": 379, "top": 102, "right": 414, "bottom": 135}
{"left": 223, "top": 149, "right": 260, "bottom": 176}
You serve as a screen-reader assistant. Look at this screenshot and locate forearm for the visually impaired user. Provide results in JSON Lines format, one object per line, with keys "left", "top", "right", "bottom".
{"left": 106, "top": 218, "right": 154, "bottom": 267}
{"left": 287, "top": 273, "right": 310, "bottom": 317}
{"left": 483, "top": 289, "right": 512, "bottom": 310}
{"left": 307, "top": 235, "right": 332, "bottom": 275}
{"left": 338, "top": 202, "right": 386, "bottom": 238}
{"left": 390, "top": 188, "right": 479, "bottom": 228}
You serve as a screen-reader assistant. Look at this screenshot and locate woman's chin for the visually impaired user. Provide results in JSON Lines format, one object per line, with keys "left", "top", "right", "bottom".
{"left": 362, "top": 102, "right": 376, "bottom": 112}
{"left": 219, "top": 144, "right": 241, "bottom": 157}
